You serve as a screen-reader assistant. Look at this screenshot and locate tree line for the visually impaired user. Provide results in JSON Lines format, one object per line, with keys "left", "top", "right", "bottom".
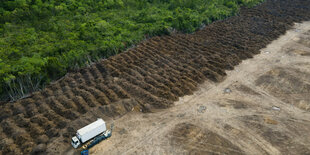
{"left": 0, "top": 0, "right": 263, "bottom": 101}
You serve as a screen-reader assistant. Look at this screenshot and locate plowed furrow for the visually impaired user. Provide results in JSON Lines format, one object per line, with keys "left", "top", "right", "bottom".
{"left": 62, "top": 90, "right": 80, "bottom": 111}
{"left": 126, "top": 63, "right": 148, "bottom": 77}
{"left": 77, "top": 86, "right": 103, "bottom": 106}
{"left": 140, "top": 66, "right": 185, "bottom": 96}
{"left": 103, "top": 62, "right": 122, "bottom": 77}
{"left": 119, "top": 52, "right": 135, "bottom": 64}
{"left": 157, "top": 72, "right": 187, "bottom": 97}
{"left": 127, "top": 73, "right": 177, "bottom": 101}
{"left": 59, "top": 77, "right": 70, "bottom": 91}
{"left": 48, "top": 83, "right": 64, "bottom": 97}
{"left": 148, "top": 40, "right": 222, "bottom": 81}
{"left": 80, "top": 68, "right": 96, "bottom": 85}
{"left": 137, "top": 45, "right": 190, "bottom": 76}
{"left": 115, "top": 79, "right": 172, "bottom": 109}
{"left": 1, "top": 118, "right": 35, "bottom": 154}
{"left": 0, "top": 127, "right": 22, "bottom": 154}
{"left": 124, "top": 49, "right": 141, "bottom": 62}
{"left": 96, "top": 83, "right": 119, "bottom": 103}
{"left": 144, "top": 40, "right": 203, "bottom": 73}
{"left": 197, "top": 44, "right": 239, "bottom": 66}
{"left": 22, "top": 121, "right": 45, "bottom": 142}
{"left": 10, "top": 101, "right": 25, "bottom": 116}
{"left": 78, "top": 85, "right": 111, "bottom": 105}
{"left": 41, "top": 88, "right": 54, "bottom": 98}
{"left": 107, "top": 84, "right": 131, "bottom": 99}
{"left": 21, "top": 100, "right": 39, "bottom": 118}
{"left": 143, "top": 70, "right": 188, "bottom": 97}
{"left": 184, "top": 36, "right": 230, "bottom": 58}
{"left": 67, "top": 80, "right": 99, "bottom": 109}
{"left": 0, "top": 133, "right": 22, "bottom": 154}
{"left": 95, "top": 62, "right": 108, "bottom": 77}
{"left": 115, "top": 51, "right": 184, "bottom": 91}
{"left": 61, "top": 76, "right": 79, "bottom": 88}
{"left": 137, "top": 47, "right": 199, "bottom": 91}
{"left": 57, "top": 95, "right": 78, "bottom": 110}
{"left": 151, "top": 50, "right": 206, "bottom": 83}
{"left": 125, "top": 63, "right": 178, "bottom": 100}
{"left": 29, "top": 101, "right": 62, "bottom": 127}
{"left": 109, "top": 60, "right": 144, "bottom": 81}
{"left": 135, "top": 46, "right": 195, "bottom": 80}
{"left": 143, "top": 75, "right": 176, "bottom": 96}
{"left": 43, "top": 110, "right": 68, "bottom": 130}
{"left": 172, "top": 36, "right": 231, "bottom": 69}
{"left": 1, "top": 0, "right": 310, "bottom": 153}
{"left": 109, "top": 65, "right": 170, "bottom": 100}
{"left": 70, "top": 96, "right": 89, "bottom": 114}
{"left": 159, "top": 39, "right": 227, "bottom": 77}
{"left": 45, "top": 97, "right": 75, "bottom": 121}
{"left": 71, "top": 72, "right": 86, "bottom": 85}
{"left": 29, "top": 114, "right": 56, "bottom": 132}
{"left": 71, "top": 88, "right": 98, "bottom": 107}
{"left": 89, "top": 65, "right": 104, "bottom": 80}
{"left": 124, "top": 51, "right": 185, "bottom": 90}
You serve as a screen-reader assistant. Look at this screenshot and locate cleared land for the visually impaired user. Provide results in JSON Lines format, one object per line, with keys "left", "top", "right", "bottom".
{"left": 0, "top": 0, "right": 310, "bottom": 154}
{"left": 91, "top": 21, "right": 310, "bottom": 155}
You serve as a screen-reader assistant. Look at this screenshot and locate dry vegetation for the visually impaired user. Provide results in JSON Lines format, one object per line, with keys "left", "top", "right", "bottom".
{"left": 0, "top": 0, "right": 310, "bottom": 154}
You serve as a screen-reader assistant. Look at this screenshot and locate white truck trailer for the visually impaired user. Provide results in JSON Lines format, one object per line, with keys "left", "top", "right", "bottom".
{"left": 71, "top": 118, "right": 109, "bottom": 149}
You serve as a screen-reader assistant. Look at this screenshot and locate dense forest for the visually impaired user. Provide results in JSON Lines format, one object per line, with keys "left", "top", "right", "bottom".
{"left": 0, "top": 0, "right": 263, "bottom": 101}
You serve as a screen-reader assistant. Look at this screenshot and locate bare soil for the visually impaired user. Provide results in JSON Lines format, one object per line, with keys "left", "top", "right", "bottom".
{"left": 0, "top": 0, "right": 310, "bottom": 154}
{"left": 91, "top": 21, "right": 310, "bottom": 155}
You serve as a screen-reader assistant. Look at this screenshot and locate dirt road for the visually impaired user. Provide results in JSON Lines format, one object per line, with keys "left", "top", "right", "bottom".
{"left": 91, "top": 22, "right": 310, "bottom": 155}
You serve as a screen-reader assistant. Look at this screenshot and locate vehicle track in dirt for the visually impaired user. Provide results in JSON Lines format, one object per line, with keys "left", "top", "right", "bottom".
{"left": 0, "top": 0, "right": 310, "bottom": 154}
{"left": 91, "top": 21, "right": 310, "bottom": 155}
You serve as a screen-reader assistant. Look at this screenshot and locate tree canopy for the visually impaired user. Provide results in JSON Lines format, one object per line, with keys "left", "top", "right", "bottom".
{"left": 0, "top": 0, "right": 263, "bottom": 101}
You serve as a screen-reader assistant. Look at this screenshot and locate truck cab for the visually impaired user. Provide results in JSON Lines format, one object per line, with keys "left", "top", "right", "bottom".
{"left": 71, "top": 136, "right": 81, "bottom": 148}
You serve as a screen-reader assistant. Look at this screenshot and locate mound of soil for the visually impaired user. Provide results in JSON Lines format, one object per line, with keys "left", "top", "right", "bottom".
{"left": 0, "top": 0, "right": 310, "bottom": 154}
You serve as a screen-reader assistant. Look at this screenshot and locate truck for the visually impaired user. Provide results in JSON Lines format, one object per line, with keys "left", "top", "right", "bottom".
{"left": 71, "top": 118, "right": 113, "bottom": 150}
